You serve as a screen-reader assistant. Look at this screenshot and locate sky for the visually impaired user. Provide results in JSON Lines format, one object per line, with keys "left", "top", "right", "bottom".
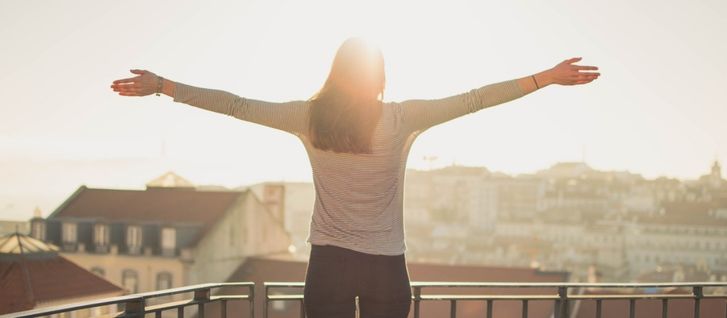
{"left": 1, "top": 0, "right": 726, "bottom": 220}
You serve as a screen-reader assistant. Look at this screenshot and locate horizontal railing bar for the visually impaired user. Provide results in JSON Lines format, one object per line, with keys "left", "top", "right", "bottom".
{"left": 410, "top": 282, "right": 727, "bottom": 288}
{"left": 143, "top": 296, "right": 248, "bottom": 312}
{"left": 265, "top": 282, "right": 305, "bottom": 287}
{"left": 569, "top": 294, "right": 696, "bottom": 300}
{"left": 421, "top": 295, "right": 559, "bottom": 301}
{"left": 264, "top": 281, "right": 727, "bottom": 289}
{"left": 145, "top": 299, "right": 204, "bottom": 312}
{"left": 6, "top": 282, "right": 254, "bottom": 318}
{"left": 702, "top": 295, "right": 727, "bottom": 299}
{"left": 269, "top": 295, "right": 305, "bottom": 300}
{"left": 269, "top": 295, "right": 563, "bottom": 301}
{"left": 132, "top": 282, "right": 253, "bottom": 299}
{"left": 265, "top": 293, "right": 727, "bottom": 302}
{"left": 211, "top": 295, "right": 251, "bottom": 301}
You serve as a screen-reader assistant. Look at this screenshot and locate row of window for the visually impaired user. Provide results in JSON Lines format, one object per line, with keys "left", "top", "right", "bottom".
{"left": 634, "top": 254, "right": 725, "bottom": 266}
{"left": 91, "top": 267, "right": 173, "bottom": 293}
{"left": 627, "top": 240, "right": 727, "bottom": 251}
{"left": 59, "top": 223, "right": 176, "bottom": 250}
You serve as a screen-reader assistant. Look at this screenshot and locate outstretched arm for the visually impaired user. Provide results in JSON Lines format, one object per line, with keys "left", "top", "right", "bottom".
{"left": 110, "top": 69, "right": 308, "bottom": 136}
{"left": 400, "top": 57, "right": 600, "bottom": 134}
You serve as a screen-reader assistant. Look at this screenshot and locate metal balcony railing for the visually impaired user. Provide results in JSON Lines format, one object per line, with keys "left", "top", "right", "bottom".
{"left": 2, "top": 282, "right": 254, "bottom": 318}
{"left": 3, "top": 281, "right": 726, "bottom": 318}
{"left": 265, "top": 282, "right": 727, "bottom": 318}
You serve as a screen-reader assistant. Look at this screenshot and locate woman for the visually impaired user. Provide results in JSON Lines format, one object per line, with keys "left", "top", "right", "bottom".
{"left": 111, "top": 37, "right": 599, "bottom": 318}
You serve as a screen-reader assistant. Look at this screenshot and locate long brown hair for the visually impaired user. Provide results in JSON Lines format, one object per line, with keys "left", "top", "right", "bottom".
{"left": 308, "top": 37, "right": 385, "bottom": 154}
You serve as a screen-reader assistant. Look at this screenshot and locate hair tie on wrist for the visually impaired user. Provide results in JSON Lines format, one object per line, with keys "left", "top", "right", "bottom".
{"left": 155, "top": 76, "right": 164, "bottom": 96}
{"left": 531, "top": 75, "right": 540, "bottom": 89}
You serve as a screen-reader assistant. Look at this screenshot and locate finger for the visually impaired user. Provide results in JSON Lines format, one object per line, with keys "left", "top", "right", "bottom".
{"left": 111, "top": 83, "right": 134, "bottom": 91}
{"left": 119, "top": 91, "right": 142, "bottom": 96}
{"left": 130, "top": 69, "right": 147, "bottom": 75}
{"left": 571, "top": 73, "right": 599, "bottom": 78}
{"left": 114, "top": 85, "right": 142, "bottom": 92}
{"left": 576, "top": 74, "right": 599, "bottom": 80}
{"left": 571, "top": 65, "right": 598, "bottom": 71}
{"left": 578, "top": 72, "right": 600, "bottom": 77}
{"left": 565, "top": 57, "right": 583, "bottom": 64}
{"left": 112, "top": 77, "right": 139, "bottom": 84}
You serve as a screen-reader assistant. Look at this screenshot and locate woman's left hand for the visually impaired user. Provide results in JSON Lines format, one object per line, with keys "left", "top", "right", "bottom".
{"left": 110, "top": 69, "right": 160, "bottom": 96}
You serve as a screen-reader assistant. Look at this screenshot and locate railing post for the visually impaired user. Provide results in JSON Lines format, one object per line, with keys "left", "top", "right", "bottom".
{"left": 555, "top": 286, "right": 568, "bottom": 318}
{"left": 629, "top": 298, "right": 636, "bottom": 318}
{"left": 522, "top": 299, "right": 528, "bottom": 318}
{"left": 413, "top": 286, "right": 421, "bottom": 318}
{"left": 120, "top": 298, "right": 145, "bottom": 318}
{"left": 596, "top": 299, "right": 602, "bottom": 318}
{"left": 449, "top": 300, "right": 456, "bottom": 318}
{"left": 661, "top": 298, "right": 668, "bottom": 318}
{"left": 264, "top": 284, "right": 269, "bottom": 318}
{"left": 693, "top": 286, "right": 703, "bottom": 318}
{"left": 194, "top": 288, "right": 211, "bottom": 318}
{"left": 486, "top": 299, "right": 493, "bottom": 318}
{"left": 249, "top": 284, "right": 255, "bottom": 318}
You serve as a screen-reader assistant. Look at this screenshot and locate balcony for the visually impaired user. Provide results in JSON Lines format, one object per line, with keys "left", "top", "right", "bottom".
{"left": 4, "top": 282, "right": 727, "bottom": 318}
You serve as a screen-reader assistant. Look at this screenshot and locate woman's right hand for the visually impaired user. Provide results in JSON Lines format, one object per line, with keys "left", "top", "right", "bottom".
{"left": 110, "top": 69, "right": 161, "bottom": 96}
{"left": 546, "top": 57, "right": 600, "bottom": 86}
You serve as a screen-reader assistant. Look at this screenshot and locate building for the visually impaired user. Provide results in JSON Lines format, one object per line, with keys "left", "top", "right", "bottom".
{"left": 29, "top": 172, "right": 292, "bottom": 297}
{"left": 0, "top": 232, "right": 124, "bottom": 316}
{"left": 247, "top": 181, "right": 315, "bottom": 256}
{"left": 0, "top": 219, "right": 29, "bottom": 236}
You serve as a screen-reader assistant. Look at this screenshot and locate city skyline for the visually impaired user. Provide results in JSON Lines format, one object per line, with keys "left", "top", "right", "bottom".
{"left": 1, "top": 157, "right": 722, "bottom": 222}
{"left": 2, "top": 0, "right": 727, "bottom": 220}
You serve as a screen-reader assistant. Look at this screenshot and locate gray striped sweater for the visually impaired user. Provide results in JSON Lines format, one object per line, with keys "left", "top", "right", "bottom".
{"left": 173, "top": 79, "right": 526, "bottom": 255}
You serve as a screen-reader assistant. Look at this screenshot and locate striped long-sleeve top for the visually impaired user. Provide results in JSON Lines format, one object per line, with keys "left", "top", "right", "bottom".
{"left": 173, "top": 79, "right": 526, "bottom": 255}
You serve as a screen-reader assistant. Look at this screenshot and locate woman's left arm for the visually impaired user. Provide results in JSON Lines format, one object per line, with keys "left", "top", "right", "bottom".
{"left": 111, "top": 69, "right": 308, "bottom": 136}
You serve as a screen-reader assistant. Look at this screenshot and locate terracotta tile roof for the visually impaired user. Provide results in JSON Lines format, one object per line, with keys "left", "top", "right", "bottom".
{"left": 0, "top": 234, "right": 124, "bottom": 314}
{"left": 49, "top": 185, "right": 244, "bottom": 225}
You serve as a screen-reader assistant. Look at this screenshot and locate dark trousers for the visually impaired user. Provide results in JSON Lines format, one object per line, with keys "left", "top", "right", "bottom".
{"left": 303, "top": 244, "right": 412, "bottom": 318}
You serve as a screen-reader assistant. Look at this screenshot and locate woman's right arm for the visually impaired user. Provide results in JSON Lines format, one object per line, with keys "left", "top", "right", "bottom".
{"left": 399, "top": 57, "right": 599, "bottom": 135}
{"left": 111, "top": 69, "right": 308, "bottom": 136}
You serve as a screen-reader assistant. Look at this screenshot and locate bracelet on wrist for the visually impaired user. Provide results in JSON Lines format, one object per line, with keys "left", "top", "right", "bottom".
{"left": 155, "top": 76, "right": 164, "bottom": 96}
{"left": 531, "top": 75, "right": 540, "bottom": 89}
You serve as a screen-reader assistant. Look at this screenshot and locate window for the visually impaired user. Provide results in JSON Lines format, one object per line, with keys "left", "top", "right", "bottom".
{"left": 122, "top": 269, "right": 139, "bottom": 293}
{"left": 94, "top": 224, "right": 109, "bottom": 246}
{"left": 161, "top": 227, "right": 176, "bottom": 250}
{"left": 156, "top": 272, "right": 173, "bottom": 290}
{"left": 62, "top": 222, "right": 77, "bottom": 243}
{"left": 126, "top": 225, "right": 142, "bottom": 252}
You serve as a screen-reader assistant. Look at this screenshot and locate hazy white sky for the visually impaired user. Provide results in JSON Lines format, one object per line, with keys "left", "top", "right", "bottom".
{"left": 1, "top": 0, "right": 726, "bottom": 220}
